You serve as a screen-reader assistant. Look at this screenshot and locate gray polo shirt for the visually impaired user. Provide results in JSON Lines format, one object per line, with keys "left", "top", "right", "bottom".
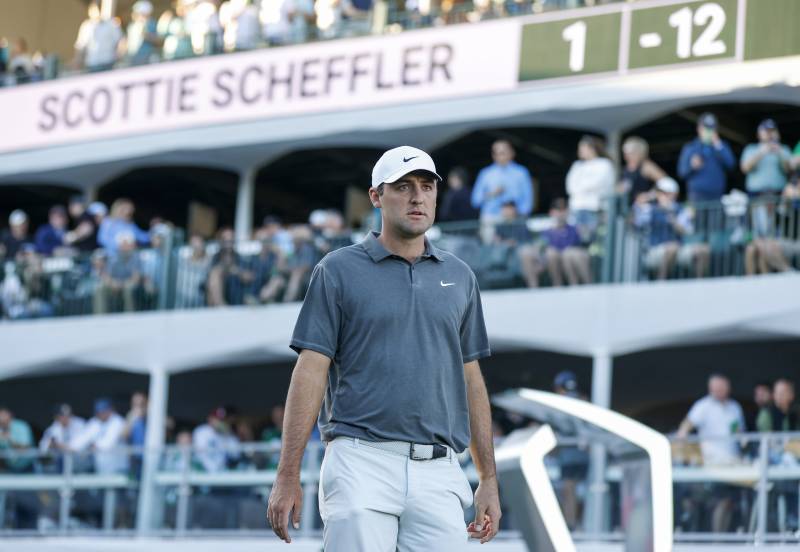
{"left": 290, "top": 231, "right": 490, "bottom": 452}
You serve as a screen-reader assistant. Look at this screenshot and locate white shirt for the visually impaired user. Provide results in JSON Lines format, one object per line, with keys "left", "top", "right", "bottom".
{"left": 192, "top": 424, "right": 240, "bottom": 473}
{"left": 75, "top": 18, "right": 123, "bottom": 68}
{"left": 70, "top": 413, "right": 129, "bottom": 474}
{"left": 39, "top": 416, "right": 86, "bottom": 453}
{"left": 566, "top": 157, "right": 616, "bottom": 212}
{"left": 226, "top": 5, "right": 262, "bottom": 50}
{"left": 687, "top": 395, "right": 746, "bottom": 465}
{"left": 261, "top": 0, "right": 314, "bottom": 43}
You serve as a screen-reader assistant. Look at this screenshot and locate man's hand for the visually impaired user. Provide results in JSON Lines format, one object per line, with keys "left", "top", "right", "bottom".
{"left": 690, "top": 154, "right": 704, "bottom": 170}
{"left": 267, "top": 472, "right": 303, "bottom": 543}
{"left": 467, "top": 477, "right": 501, "bottom": 544}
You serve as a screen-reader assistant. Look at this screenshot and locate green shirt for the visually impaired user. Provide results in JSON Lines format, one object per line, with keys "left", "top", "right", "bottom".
{"left": 0, "top": 419, "right": 34, "bottom": 472}
{"left": 741, "top": 143, "right": 792, "bottom": 193}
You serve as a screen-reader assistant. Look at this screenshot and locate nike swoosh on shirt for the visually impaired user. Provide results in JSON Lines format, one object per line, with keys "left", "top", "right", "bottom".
{"left": 440, "top": 281, "right": 455, "bottom": 287}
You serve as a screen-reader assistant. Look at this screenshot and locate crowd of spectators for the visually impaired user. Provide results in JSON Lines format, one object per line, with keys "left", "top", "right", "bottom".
{"left": 2, "top": 113, "right": 800, "bottom": 320}
{"left": 0, "top": 0, "right": 625, "bottom": 86}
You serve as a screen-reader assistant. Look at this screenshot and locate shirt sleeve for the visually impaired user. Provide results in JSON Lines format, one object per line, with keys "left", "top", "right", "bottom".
{"left": 686, "top": 399, "right": 705, "bottom": 430}
{"left": 289, "top": 261, "right": 341, "bottom": 359}
{"left": 460, "top": 274, "right": 491, "bottom": 362}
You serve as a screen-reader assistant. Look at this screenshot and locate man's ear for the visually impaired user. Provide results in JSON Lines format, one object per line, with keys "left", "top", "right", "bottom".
{"left": 368, "top": 188, "right": 382, "bottom": 209}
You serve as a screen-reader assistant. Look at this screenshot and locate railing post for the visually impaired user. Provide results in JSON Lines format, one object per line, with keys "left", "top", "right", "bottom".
{"left": 601, "top": 196, "right": 619, "bottom": 284}
{"left": 157, "top": 227, "right": 180, "bottom": 311}
{"left": 59, "top": 452, "right": 74, "bottom": 534}
{"left": 136, "top": 365, "right": 170, "bottom": 534}
{"left": 175, "top": 445, "right": 191, "bottom": 535}
{"left": 755, "top": 433, "right": 769, "bottom": 542}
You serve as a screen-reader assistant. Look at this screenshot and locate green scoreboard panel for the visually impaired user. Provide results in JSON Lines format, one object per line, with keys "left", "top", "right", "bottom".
{"left": 518, "top": 0, "right": 800, "bottom": 83}
{"left": 519, "top": 13, "right": 621, "bottom": 81}
{"left": 628, "top": 0, "right": 738, "bottom": 69}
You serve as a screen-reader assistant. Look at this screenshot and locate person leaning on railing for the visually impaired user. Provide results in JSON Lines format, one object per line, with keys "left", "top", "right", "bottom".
{"left": 566, "top": 135, "right": 616, "bottom": 243}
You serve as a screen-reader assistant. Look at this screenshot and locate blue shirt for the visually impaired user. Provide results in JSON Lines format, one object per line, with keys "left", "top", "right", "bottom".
{"left": 677, "top": 138, "right": 736, "bottom": 201}
{"left": 741, "top": 143, "right": 792, "bottom": 194}
{"left": 98, "top": 219, "right": 151, "bottom": 254}
{"left": 471, "top": 161, "right": 534, "bottom": 217}
{"left": 543, "top": 224, "right": 581, "bottom": 251}
{"left": 34, "top": 224, "right": 65, "bottom": 255}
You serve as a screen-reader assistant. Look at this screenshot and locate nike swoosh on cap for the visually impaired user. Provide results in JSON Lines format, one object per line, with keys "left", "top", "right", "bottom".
{"left": 403, "top": 156, "right": 419, "bottom": 162}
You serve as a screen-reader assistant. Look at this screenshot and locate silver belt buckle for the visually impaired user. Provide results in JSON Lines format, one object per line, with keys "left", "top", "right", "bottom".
{"left": 409, "top": 443, "right": 429, "bottom": 460}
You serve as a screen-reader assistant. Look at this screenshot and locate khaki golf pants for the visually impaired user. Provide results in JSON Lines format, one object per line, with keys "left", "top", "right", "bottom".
{"left": 319, "top": 437, "right": 473, "bottom": 551}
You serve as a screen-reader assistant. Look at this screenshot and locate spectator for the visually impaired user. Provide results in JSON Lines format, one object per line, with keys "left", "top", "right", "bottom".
{"left": 162, "top": 2, "right": 194, "bottom": 60}
{"left": 40, "top": 404, "right": 86, "bottom": 456}
{"left": 634, "top": 179, "right": 708, "bottom": 280}
{"left": 245, "top": 237, "right": 286, "bottom": 305}
{"left": 0, "top": 37, "right": 7, "bottom": 83}
{"left": 471, "top": 140, "right": 534, "bottom": 222}
{"left": 260, "top": 404, "right": 285, "bottom": 469}
{"left": 620, "top": 136, "right": 670, "bottom": 205}
{"left": 341, "top": 0, "right": 372, "bottom": 36}
{"left": 677, "top": 113, "right": 736, "bottom": 203}
{"left": 190, "top": 1, "right": 224, "bottom": 55}
{"left": 222, "top": 0, "right": 262, "bottom": 51}
{"left": 0, "top": 210, "right": 32, "bottom": 261}
{"left": 566, "top": 135, "right": 616, "bottom": 242}
{"left": 175, "top": 235, "right": 211, "bottom": 309}
{"left": 207, "top": 227, "right": 252, "bottom": 306}
{"left": 64, "top": 197, "right": 103, "bottom": 253}
{"left": 747, "top": 381, "right": 773, "bottom": 433}
{"left": 74, "top": 2, "right": 123, "bottom": 72}
{"left": 438, "top": 167, "right": 478, "bottom": 222}
{"left": 122, "top": 392, "right": 148, "bottom": 449}
{"left": 192, "top": 407, "right": 241, "bottom": 472}
{"left": 260, "top": 215, "right": 293, "bottom": 255}
{"left": 677, "top": 374, "right": 744, "bottom": 532}
{"left": 741, "top": 119, "right": 792, "bottom": 199}
{"left": 7, "top": 37, "right": 35, "bottom": 84}
{"left": 542, "top": 198, "right": 591, "bottom": 286}
{"left": 756, "top": 379, "right": 798, "bottom": 432}
{"left": 0, "top": 406, "right": 34, "bottom": 473}
{"left": 125, "top": 1, "right": 160, "bottom": 65}
{"left": 494, "top": 201, "right": 531, "bottom": 245}
{"left": 34, "top": 205, "right": 68, "bottom": 255}
{"left": 94, "top": 231, "right": 142, "bottom": 313}
{"left": 163, "top": 430, "right": 197, "bottom": 472}
{"left": 260, "top": 0, "right": 315, "bottom": 45}
{"left": 552, "top": 371, "right": 588, "bottom": 529}
{"left": 314, "top": 0, "right": 343, "bottom": 39}
{"left": 70, "top": 398, "right": 129, "bottom": 474}
{"left": 283, "top": 225, "right": 317, "bottom": 302}
{"left": 98, "top": 198, "right": 150, "bottom": 255}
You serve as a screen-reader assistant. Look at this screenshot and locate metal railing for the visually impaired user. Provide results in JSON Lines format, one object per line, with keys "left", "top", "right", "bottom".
{"left": 1, "top": 432, "right": 799, "bottom": 541}
{"left": 2, "top": 195, "right": 799, "bottom": 322}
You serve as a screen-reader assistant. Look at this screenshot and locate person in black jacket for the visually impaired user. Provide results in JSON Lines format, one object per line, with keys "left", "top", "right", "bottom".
{"left": 438, "top": 167, "right": 479, "bottom": 222}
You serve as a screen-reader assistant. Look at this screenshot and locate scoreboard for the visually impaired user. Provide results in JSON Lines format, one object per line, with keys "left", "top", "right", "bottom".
{"left": 519, "top": 0, "right": 800, "bottom": 82}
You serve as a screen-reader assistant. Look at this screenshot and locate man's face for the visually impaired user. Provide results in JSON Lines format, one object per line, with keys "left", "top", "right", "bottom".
{"left": 11, "top": 221, "right": 27, "bottom": 238}
{"left": 500, "top": 204, "right": 517, "bottom": 221}
{"left": 774, "top": 382, "right": 795, "bottom": 410}
{"left": 709, "top": 376, "right": 730, "bottom": 401}
{"left": 51, "top": 212, "right": 67, "bottom": 230}
{"left": 97, "top": 409, "right": 111, "bottom": 422}
{"left": 550, "top": 207, "right": 568, "bottom": 225}
{"left": 491, "top": 141, "right": 514, "bottom": 166}
{"left": 69, "top": 202, "right": 85, "bottom": 219}
{"left": 371, "top": 172, "right": 437, "bottom": 239}
{"left": 754, "top": 385, "right": 771, "bottom": 406}
{"left": 131, "top": 392, "right": 147, "bottom": 410}
{"left": 56, "top": 414, "right": 70, "bottom": 427}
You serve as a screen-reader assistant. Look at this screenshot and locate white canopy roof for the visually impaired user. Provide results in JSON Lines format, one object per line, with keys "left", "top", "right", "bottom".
{"left": 2, "top": 274, "right": 799, "bottom": 381}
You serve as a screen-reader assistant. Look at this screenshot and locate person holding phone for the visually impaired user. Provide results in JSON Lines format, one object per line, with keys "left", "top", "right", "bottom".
{"left": 677, "top": 113, "right": 736, "bottom": 203}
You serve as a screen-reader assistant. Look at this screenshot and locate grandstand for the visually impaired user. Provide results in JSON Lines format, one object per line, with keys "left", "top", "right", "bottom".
{"left": 1, "top": 0, "right": 800, "bottom": 550}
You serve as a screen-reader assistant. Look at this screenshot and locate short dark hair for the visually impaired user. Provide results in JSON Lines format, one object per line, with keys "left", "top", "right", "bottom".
{"left": 550, "top": 198, "right": 568, "bottom": 211}
{"left": 375, "top": 183, "right": 385, "bottom": 196}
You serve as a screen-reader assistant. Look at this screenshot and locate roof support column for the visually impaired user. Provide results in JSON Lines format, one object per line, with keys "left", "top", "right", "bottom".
{"left": 234, "top": 167, "right": 256, "bottom": 242}
{"left": 585, "top": 351, "right": 613, "bottom": 533}
{"left": 136, "top": 364, "right": 169, "bottom": 534}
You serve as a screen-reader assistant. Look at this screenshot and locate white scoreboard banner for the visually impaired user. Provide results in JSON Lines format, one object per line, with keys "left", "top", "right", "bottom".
{"left": 0, "top": 20, "right": 520, "bottom": 155}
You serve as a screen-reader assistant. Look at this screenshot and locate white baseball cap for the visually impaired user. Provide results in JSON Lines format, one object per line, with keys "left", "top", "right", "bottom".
{"left": 9, "top": 209, "right": 27, "bottom": 226}
{"left": 371, "top": 146, "right": 442, "bottom": 189}
{"left": 132, "top": 1, "right": 153, "bottom": 15}
{"left": 655, "top": 177, "right": 679, "bottom": 194}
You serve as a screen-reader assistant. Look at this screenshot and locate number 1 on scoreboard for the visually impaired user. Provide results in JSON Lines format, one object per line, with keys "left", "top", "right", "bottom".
{"left": 562, "top": 20, "right": 587, "bottom": 72}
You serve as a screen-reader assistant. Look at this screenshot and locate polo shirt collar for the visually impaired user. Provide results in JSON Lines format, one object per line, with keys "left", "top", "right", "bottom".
{"left": 363, "top": 231, "right": 445, "bottom": 263}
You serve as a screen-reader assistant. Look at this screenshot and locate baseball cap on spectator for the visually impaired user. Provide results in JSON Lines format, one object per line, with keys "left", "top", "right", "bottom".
{"left": 371, "top": 146, "right": 442, "bottom": 189}
{"left": 656, "top": 177, "right": 679, "bottom": 194}
{"left": 133, "top": 1, "right": 154, "bottom": 15}
{"left": 309, "top": 209, "right": 328, "bottom": 227}
{"left": 53, "top": 403, "right": 72, "bottom": 417}
{"left": 94, "top": 398, "right": 113, "bottom": 414}
{"left": 758, "top": 118, "right": 778, "bottom": 131}
{"left": 9, "top": 209, "right": 27, "bottom": 226}
{"left": 554, "top": 370, "right": 578, "bottom": 392}
{"left": 699, "top": 112, "right": 717, "bottom": 129}
{"left": 88, "top": 202, "right": 108, "bottom": 217}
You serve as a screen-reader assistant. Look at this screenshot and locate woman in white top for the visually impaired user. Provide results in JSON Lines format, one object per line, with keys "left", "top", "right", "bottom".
{"left": 565, "top": 135, "right": 616, "bottom": 241}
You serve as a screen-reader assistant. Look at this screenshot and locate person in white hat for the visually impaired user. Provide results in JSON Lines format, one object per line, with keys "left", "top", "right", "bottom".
{"left": 268, "top": 146, "right": 501, "bottom": 549}
{"left": 1, "top": 210, "right": 32, "bottom": 260}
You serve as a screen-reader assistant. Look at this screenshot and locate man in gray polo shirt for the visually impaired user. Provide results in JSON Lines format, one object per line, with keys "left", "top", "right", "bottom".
{"left": 267, "top": 145, "right": 500, "bottom": 550}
